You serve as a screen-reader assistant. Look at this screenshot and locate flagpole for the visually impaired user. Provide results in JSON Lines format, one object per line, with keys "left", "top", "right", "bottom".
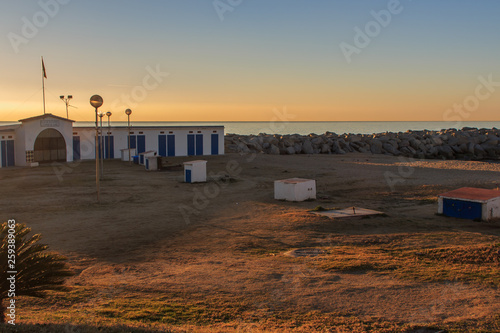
{"left": 42, "top": 57, "right": 46, "bottom": 115}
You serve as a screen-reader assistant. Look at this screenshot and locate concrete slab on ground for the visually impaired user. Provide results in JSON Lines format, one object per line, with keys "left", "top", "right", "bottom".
{"left": 312, "top": 207, "right": 384, "bottom": 219}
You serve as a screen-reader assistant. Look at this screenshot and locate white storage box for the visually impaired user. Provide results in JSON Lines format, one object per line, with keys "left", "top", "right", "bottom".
{"left": 120, "top": 148, "right": 136, "bottom": 162}
{"left": 184, "top": 160, "right": 207, "bottom": 183}
{"left": 274, "top": 178, "right": 316, "bottom": 202}
{"left": 145, "top": 156, "right": 158, "bottom": 171}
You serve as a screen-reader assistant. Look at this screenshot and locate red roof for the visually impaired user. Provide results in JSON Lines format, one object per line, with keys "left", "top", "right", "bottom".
{"left": 439, "top": 187, "right": 500, "bottom": 201}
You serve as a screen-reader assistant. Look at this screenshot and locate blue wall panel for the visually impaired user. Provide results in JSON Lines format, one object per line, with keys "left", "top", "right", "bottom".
{"left": 1, "top": 141, "right": 6, "bottom": 167}
{"left": 128, "top": 135, "right": 136, "bottom": 149}
{"left": 158, "top": 135, "right": 166, "bottom": 156}
{"left": 443, "top": 199, "right": 482, "bottom": 220}
{"left": 6, "top": 140, "right": 14, "bottom": 167}
{"left": 187, "top": 135, "right": 195, "bottom": 156}
{"left": 73, "top": 136, "right": 80, "bottom": 160}
{"left": 211, "top": 134, "right": 219, "bottom": 155}
{"left": 137, "top": 135, "right": 146, "bottom": 154}
{"left": 105, "top": 136, "right": 114, "bottom": 159}
{"left": 167, "top": 135, "right": 175, "bottom": 156}
{"left": 196, "top": 134, "right": 203, "bottom": 156}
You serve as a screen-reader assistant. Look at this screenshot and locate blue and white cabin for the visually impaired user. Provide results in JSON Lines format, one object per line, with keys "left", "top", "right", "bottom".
{"left": 0, "top": 114, "right": 224, "bottom": 167}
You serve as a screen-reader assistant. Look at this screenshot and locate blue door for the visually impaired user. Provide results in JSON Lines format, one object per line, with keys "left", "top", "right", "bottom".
{"left": 211, "top": 134, "right": 219, "bottom": 155}
{"left": 145, "top": 158, "right": 149, "bottom": 169}
{"left": 185, "top": 169, "right": 192, "bottom": 183}
{"left": 97, "top": 136, "right": 105, "bottom": 160}
{"left": 73, "top": 136, "right": 80, "bottom": 160}
{"left": 128, "top": 135, "right": 136, "bottom": 149}
{"left": 443, "top": 199, "right": 482, "bottom": 220}
{"left": 196, "top": 134, "right": 203, "bottom": 156}
{"left": 187, "top": 135, "right": 195, "bottom": 156}
{"left": 105, "top": 136, "right": 114, "bottom": 159}
{"left": 137, "top": 135, "right": 146, "bottom": 154}
{"left": 1, "top": 141, "right": 6, "bottom": 167}
{"left": 6, "top": 140, "right": 14, "bottom": 167}
{"left": 158, "top": 135, "right": 166, "bottom": 156}
{"left": 167, "top": 135, "right": 175, "bottom": 156}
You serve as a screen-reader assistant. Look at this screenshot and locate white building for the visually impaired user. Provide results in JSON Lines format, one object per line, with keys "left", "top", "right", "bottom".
{"left": 0, "top": 114, "right": 224, "bottom": 167}
{"left": 438, "top": 187, "right": 500, "bottom": 221}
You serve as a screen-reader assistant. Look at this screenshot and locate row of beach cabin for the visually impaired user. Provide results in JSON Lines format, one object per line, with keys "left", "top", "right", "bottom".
{"left": 0, "top": 114, "right": 224, "bottom": 167}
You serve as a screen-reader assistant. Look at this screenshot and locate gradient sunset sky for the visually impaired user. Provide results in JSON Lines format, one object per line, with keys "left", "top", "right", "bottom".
{"left": 1, "top": 0, "right": 500, "bottom": 122}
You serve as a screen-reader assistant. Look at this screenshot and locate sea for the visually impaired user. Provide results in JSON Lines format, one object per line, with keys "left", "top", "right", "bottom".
{"left": 2, "top": 121, "right": 500, "bottom": 136}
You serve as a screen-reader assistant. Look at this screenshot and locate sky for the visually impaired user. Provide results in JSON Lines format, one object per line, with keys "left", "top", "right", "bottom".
{"left": 1, "top": 0, "right": 500, "bottom": 122}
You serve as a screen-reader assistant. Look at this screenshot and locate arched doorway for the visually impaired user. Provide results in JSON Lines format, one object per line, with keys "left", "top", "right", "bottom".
{"left": 34, "top": 129, "right": 66, "bottom": 163}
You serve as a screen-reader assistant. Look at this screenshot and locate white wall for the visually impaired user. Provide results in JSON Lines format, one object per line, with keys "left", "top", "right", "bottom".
{"left": 19, "top": 117, "right": 74, "bottom": 165}
{"left": 73, "top": 126, "right": 225, "bottom": 160}
{"left": 484, "top": 197, "right": 500, "bottom": 221}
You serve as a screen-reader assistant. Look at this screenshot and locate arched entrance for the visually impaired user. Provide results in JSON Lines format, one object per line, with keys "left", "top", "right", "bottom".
{"left": 34, "top": 129, "right": 66, "bottom": 163}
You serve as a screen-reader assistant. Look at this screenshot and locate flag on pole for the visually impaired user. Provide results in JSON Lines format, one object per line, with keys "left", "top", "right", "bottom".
{"left": 42, "top": 57, "right": 47, "bottom": 78}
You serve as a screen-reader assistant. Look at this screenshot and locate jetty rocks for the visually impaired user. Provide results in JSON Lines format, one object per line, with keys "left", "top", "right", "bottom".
{"left": 225, "top": 127, "right": 500, "bottom": 160}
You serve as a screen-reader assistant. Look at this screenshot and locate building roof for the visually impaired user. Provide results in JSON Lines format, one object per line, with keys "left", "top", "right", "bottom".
{"left": 73, "top": 125, "right": 224, "bottom": 130}
{"left": 18, "top": 113, "right": 74, "bottom": 123}
{"left": 0, "top": 124, "right": 21, "bottom": 132}
{"left": 276, "top": 178, "right": 315, "bottom": 184}
{"left": 439, "top": 187, "right": 500, "bottom": 201}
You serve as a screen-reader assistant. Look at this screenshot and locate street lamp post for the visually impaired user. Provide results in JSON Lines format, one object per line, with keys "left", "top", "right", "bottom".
{"left": 60, "top": 95, "right": 73, "bottom": 119}
{"left": 90, "top": 95, "right": 103, "bottom": 202}
{"left": 99, "top": 112, "right": 104, "bottom": 178}
{"left": 125, "top": 109, "right": 132, "bottom": 164}
{"left": 106, "top": 111, "right": 112, "bottom": 160}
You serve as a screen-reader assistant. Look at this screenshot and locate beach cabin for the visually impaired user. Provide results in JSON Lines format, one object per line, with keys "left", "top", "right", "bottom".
{"left": 438, "top": 187, "right": 500, "bottom": 221}
{"left": 274, "top": 178, "right": 316, "bottom": 202}
{"left": 184, "top": 160, "right": 207, "bottom": 183}
{"left": 0, "top": 113, "right": 224, "bottom": 167}
{"left": 139, "top": 150, "right": 156, "bottom": 165}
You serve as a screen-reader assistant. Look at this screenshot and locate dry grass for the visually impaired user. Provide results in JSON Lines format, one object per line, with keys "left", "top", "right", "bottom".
{"left": 1, "top": 154, "right": 500, "bottom": 332}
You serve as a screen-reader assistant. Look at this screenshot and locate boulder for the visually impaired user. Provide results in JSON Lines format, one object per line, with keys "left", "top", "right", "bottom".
{"left": 269, "top": 144, "right": 280, "bottom": 155}
{"left": 321, "top": 143, "right": 331, "bottom": 154}
{"left": 237, "top": 142, "right": 251, "bottom": 153}
{"left": 383, "top": 142, "right": 400, "bottom": 155}
{"left": 302, "top": 140, "right": 314, "bottom": 154}
{"left": 370, "top": 144, "right": 382, "bottom": 154}
{"left": 294, "top": 143, "right": 302, "bottom": 154}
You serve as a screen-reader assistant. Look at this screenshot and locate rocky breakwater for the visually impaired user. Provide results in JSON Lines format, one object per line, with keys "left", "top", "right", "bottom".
{"left": 224, "top": 127, "right": 500, "bottom": 160}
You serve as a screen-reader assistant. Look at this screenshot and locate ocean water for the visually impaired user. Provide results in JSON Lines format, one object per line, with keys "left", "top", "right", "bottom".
{"left": 2, "top": 121, "right": 500, "bottom": 136}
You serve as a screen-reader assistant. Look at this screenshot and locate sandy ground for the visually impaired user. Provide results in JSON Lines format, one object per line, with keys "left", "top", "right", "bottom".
{"left": 1, "top": 152, "right": 500, "bottom": 329}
